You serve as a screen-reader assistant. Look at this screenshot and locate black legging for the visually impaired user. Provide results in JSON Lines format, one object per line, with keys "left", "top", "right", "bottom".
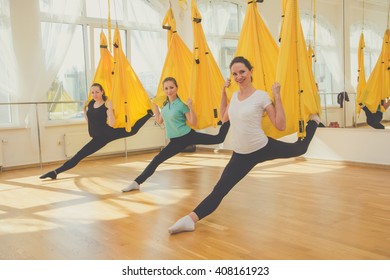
{"left": 193, "top": 120, "right": 318, "bottom": 220}
{"left": 134, "top": 121, "right": 230, "bottom": 184}
{"left": 363, "top": 106, "right": 384, "bottom": 129}
{"left": 55, "top": 113, "right": 152, "bottom": 174}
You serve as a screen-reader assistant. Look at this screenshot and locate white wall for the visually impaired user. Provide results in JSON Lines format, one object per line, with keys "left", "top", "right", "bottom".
{"left": 0, "top": 118, "right": 166, "bottom": 169}
{"left": 200, "top": 125, "right": 390, "bottom": 166}
{"left": 305, "top": 128, "right": 390, "bottom": 165}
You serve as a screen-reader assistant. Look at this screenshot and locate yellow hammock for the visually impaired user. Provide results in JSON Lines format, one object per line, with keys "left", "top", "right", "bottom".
{"left": 47, "top": 82, "right": 78, "bottom": 116}
{"left": 265, "top": 0, "right": 321, "bottom": 139}
{"left": 226, "top": 1, "right": 281, "bottom": 137}
{"left": 190, "top": 0, "right": 224, "bottom": 129}
{"left": 357, "top": 29, "right": 390, "bottom": 114}
{"left": 111, "top": 27, "right": 152, "bottom": 132}
{"left": 88, "top": 31, "right": 114, "bottom": 102}
{"left": 227, "top": 0, "right": 278, "bottom": 99}
{"left": 356, "top": 32, "right": 367, "bottom": 115}
{"left": 153, "top": 7, "right": 192, "bottom": 108}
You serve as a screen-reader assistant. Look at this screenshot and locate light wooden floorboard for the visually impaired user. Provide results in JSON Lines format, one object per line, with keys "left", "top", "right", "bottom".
{"left": 0, "top": 149, "right": 389, "bottom": 260}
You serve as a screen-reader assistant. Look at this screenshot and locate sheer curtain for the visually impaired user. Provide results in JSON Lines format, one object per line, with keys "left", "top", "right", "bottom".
{"left": 125, "top": 0, "right": 166, "bottom": 97}
{"left": 39, "top": 0, "right": 84, "bottom": 102}
{"left": 199, "top": 1, "right": 230, "bottom": 63}
{"left": 5, "top": 0, "right": 83, "bottom": 129}
{"left": 0, "top": 0, "right": 16, "bottom": 105}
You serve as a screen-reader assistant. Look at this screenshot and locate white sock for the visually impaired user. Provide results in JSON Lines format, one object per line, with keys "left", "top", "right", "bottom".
{"left": 121, "top": 181, "right": 140, "bottom": 192}
{"left": 168, "top": 215, "right": 195, "bottom": 234}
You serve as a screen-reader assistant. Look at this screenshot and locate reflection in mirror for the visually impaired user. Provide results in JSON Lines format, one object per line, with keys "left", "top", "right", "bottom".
{"left": 348, "top": 0, "right": 389, "bottom": 129}
{"left": 301, "top": 0, "right": 388, "bottom": 129}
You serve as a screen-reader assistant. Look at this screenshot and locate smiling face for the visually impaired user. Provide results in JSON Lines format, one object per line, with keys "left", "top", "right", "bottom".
{"left": 163, "top": 80, "right": 178, "bottom": 100}
{"left": 230, "top": 62, "right": 253, "bottom": 88}
{"left": 90, "top": 85, "right": 104, "bottom": 102}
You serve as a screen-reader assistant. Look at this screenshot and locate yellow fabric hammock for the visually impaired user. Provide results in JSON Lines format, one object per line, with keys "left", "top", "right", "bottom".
{"left": 357, "top": 29, "right": 390, "bottom": 114}
{"left": 226, "top": 0, "right": 278, "bottom": 98}
{"left": 228, "top": 0, "right": 319, "bottom": 138}
{"left": 153, "top": 7, "right": 192, "bottom": 108}
{"left": 265, "top": 0, "right": 321, "bottom": 139}
{"left": 88, "top": 31, "right": 114, "bottom": 102}
{"left": 47, "top": 83, "right": 78, "bottom": 115}
{"left": 356, "top": 32, "right": 367, "bottom": 115}
{"left": 189, "top": 0, "right": 224, "bottom": 129}
{"left": 111, "top": 27, "right": 152, "bottom": 132}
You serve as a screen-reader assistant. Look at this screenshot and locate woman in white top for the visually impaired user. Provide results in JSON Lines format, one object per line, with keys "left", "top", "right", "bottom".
{"left": 168, "top": 56, "right": 321, "bottom": 234}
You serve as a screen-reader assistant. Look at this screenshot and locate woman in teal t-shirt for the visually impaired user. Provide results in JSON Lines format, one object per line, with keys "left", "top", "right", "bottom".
{"left": 122, "top": 76, "right": 230, "bottom": 192}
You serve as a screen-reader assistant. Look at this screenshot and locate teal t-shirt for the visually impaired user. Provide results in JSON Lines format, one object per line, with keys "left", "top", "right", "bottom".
{"left": 161, "top": 98, "right": 191, "bottom": 139}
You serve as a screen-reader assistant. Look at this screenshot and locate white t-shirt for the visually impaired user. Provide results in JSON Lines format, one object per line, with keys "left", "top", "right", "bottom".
{"left": 228, "top": 90, "right": 272, "bottom": 154}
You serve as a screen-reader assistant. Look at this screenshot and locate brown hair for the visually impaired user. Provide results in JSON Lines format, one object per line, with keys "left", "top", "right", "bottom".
{"left": 162, "top": 77, "right": 179, "bottom": 107}
{"left": 90, "top": 83, "right": 107, "bottom": 101}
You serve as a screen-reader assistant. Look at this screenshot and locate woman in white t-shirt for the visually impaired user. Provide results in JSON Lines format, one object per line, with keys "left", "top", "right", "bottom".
{"left": 169, "top": 56, "right": 322, "bottom": 234}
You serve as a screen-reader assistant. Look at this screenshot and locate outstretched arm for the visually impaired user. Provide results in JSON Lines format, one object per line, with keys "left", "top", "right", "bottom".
{"left": 220, "top": 78, "right": 230, "bottom": 123}
{"left": 185, "top": 98, "right": 198, "bottom": 126}
{"left": 265, "top": 82, "right": 286, "bottom": 131}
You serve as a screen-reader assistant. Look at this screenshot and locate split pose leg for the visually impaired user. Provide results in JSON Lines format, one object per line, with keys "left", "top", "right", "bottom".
{"left": 122, "top": 121, "right": 230, "bottom": 191}
{"left": 168, "top": 120, "right": 317, "bottom": 234}
{"left": 40, "top": 112, "right": 152, "bottom": 179}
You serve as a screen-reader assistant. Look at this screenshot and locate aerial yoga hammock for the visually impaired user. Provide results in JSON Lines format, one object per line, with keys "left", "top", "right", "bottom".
{"left": 40, "top": 29, "right": 153, "bottom": 180}
{"left": 111, "top": 26, "right": 152, "bottom": 132}
{"left": 228, "top": 0, "right": 320, "bottom": 139}
{"left": 356, "top": 28, "right": 390, "bottom": 128}
{"left": 272, "top": 0, "right": 321, "bottom": 138}
{"left": 226, "top": 0, "right": 278, "bottom": 98}
{"left": 356, "top": 32, "right": 367, "bottom": 116}
{"left": 189, "top": 0, "right": 225, "bottom": 129}
{"left": 153, "top": 6, "right": 192, "bottom": 108}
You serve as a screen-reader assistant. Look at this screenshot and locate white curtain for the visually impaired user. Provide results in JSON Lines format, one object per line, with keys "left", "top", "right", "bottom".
{"left": 125, "top": 0, "right": 166, "bottom": 97}
{"left": 6, "top": 0, "right": 82, "bottom": 103}
{"left": 38, "top": 0, "right": 84, "bottom": 102}
{"left": 6, "top": 0, "right": 82, "bottom": 130}
{"left": 0, "top": 0, "right": 16, "bottom": 104}
{"left": 199, "top": 1, "right": 230, "bottom": 62}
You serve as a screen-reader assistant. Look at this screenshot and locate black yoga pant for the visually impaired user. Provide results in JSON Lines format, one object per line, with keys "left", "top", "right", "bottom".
{"left": 55, "top": 113, "right": 152, "bottom": 174}
{"left": 193, "top": 120, "right": 318, "bottom": 220}
{"left": 363, "top": 106, "right": 384, "bottom": 129}
{"left": 134, "top": 121, "right": 230, "bottom": 184}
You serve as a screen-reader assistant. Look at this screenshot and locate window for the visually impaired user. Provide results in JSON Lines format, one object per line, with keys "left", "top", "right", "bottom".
{"left": 301, "top": 14, "right": 337, "bottom": 105}
{"left": 349, "top": 24, "right": 383, "bottom": 88}
{"left": 198, "top": 0, "right": 245, "bottom": 76}
{"left": 130, "top": 30, "right": 166, "bottom": 97}
{"left": 38, "top": 0, "right": 165, "bottom": 122}
{"left": 41, "top": 23, "right": 87, "bottom": 120}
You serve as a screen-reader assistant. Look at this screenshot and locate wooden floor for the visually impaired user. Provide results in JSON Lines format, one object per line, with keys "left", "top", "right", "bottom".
{"left": 1, "top": 149, "right": 390, "bottom": 260}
